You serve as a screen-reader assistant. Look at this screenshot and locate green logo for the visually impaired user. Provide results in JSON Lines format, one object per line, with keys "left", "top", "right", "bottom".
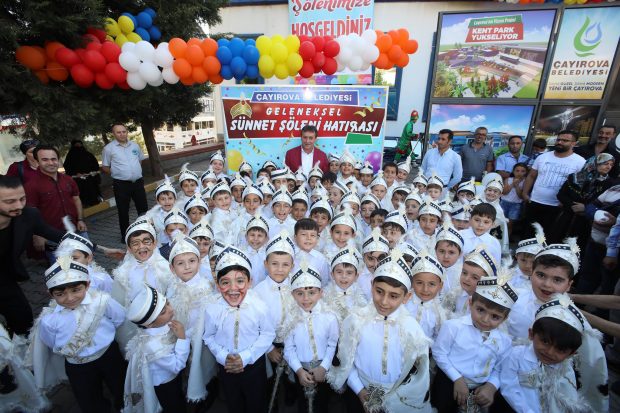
{"left": 573, "top": 17, "right": 602, "bottom": 57}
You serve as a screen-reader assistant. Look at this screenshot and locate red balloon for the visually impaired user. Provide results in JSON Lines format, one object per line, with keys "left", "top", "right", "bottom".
{"left": 83, "top": 50, "right": 106, "bottom": 72}
{"left": 299, "top": 41, "right": 316, "bottom": 61}
{"left": 117, "top": 80, "right": 130, "bottom": 89}
{"left": 104, "top": 62, "right": 126, "bottom": 83}
{"left": 100, "top": 41, "right": 121, "bottom": 63}
{"left": 55, "top": 47, "right": 81, "bottom": 68}
{"left": 70, "top": 64, "right": 94, "bottom": 87}
{"left": 86, "top": 42, "right": 102, "bottom": 52}
{"left": 323, "top": 40, "right": 340, "bottom": 58}
{"left": 75, "top": 48, "right": 87, "bottom": 62}
{"left": 311, "top": 36, "right": 325, "bottom": 52}
{"left": 322, "top": 57, "right": 337, "bottom": 75}
{"left": 323, "top": 35, "right": 334, "bottom": 43}
{"left": 87, "top": 27, "right": 107, "bottom": 43}
{"left": 312, "top": 53, "right": 325, "bottom": 71}
{"left": 82, "top": 34, "right": 100, "bottom": 46}
{"left": 298, "top": 35, "right": 310, "bottom": 44}
{"left": 95, "top": 72, "right": 114, "bottom": 89}
{"left": 299, "top": 61, "right": 314, "bottom": 78}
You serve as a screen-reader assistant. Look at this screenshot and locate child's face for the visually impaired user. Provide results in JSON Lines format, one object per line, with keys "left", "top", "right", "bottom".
{"left": 528, "top": 329, "right": 575, "bottom": 365}
{"left": 348, "top": 202, "right": 360, "bottom": 216}
{"left": 470, "top": 214, "right": 494, "bottom": 236}
{"left": 372, "top": 280, "right": 411, "bottom": 317}
{"left": 405, "top": 200, "right": 420, "bottom": 221}
{"left": 128, "top": 234, "right": 156, "bottom": 262}
{"left": 435, "top": 241, "right": 460, "bottom": 268}
{"left": 231, "top": 186, "right": 244, "bottom": 203}
{"left": 360, "top": 202, "right": 376, "bottom": 223}
{"left": 419, "top": 214, "right": 439, "bottom": 236}
{"left": 412, "top": 273, "right": 443, "bottom": 302}
{"left": 246, "top": 229, "right": 268, "bottom": 251}
{"left": 332, "top": 263, "right": 358, "bottom": 290}
{"left": 149, "top": 301, "right": 175, "bottom": 328}
{"left": 328, "top": 187, "right": 343, "bottom": 207}
{"left": 469, "top": 298, "right": 507, "bottom": 332}
{"left": 165, "top": 223, "right": 187, "bottom": 238}
{"left": 263, "top": 194, "right": 273, "bottom": 205}
{"left": 273, "top": 202, "right": 292, "bottom": 220}
{"left": 485, "top": 187, "right": 501, "bottom": 202}
{"left": 371, "top": 185, "right": 387, "bottom": 200}
{"left": 383, "top": 166, "right": 397, "bottom": 184}
{"left": 460, "top": 262, "right": 485, "bottom": 295}
{"left": 330, "top": 224, "right": 354, "bottom": 248}
{"left": 415, "top": 183, "right": 427, "bottom": 193}
{"left": 382, "top": 225, "right": 404, "bottom": 249}
{"left": 311, "top": 212, "right": 330, "bottom": 232}
{"left": 457, "top": 191, "right": 474, "bottom": 202}
{"left": 516, "top": 253, "right": 535, "bottom": 276}
{"left": 70, "top": 250, "right": 92, "bottom": 266}
{"left": 426, "top": 186, "right": 441, "bottom": 200}
{"left": 157, "top": 192, "right": 176, "bottom": 212}
{"left": 322, "top": 179, "right": 333, "bottom": 191}
{"left": 209, "top": 257, "right": 217, "bottom": 276}
{"left": 370, "top": 214, "right": 385, "bottom": 229}
{"left": 397, "top": 169, "right": 408, "bottom": 182}
{"left": 214, "top": 192, "right": 232, "bottom": 210}
{"left": 243, "top": 194, "right": 262, "bottom": 215}
{"left": 391, "top": 193, "right": 405, "bottom": 210}
{"left": 354, "top": 170, "right": 361, "bottom": 179}
{"left": 217, "top": 269, "right": 250, "bottom": 307}
{"left": 187, "top": 207, "right": 206, "bottom": 224}
{"left": 273, "top": 178, "right": 287, "bottom": 189}
{"left": 202, "top": 178, "right": 216, "bottom": 188}
{"left": 205, "top": 197, "right": 215, "bottom": 210}
{"left": 329, "top": 161, "right": 340, "bottom": 174}
{"left": 292, "top": 287, "right": 322, "bottom": 312}
{"left": 171, "top": 252, "right": 200, "bottom": 282}
{"left": 363, "top": 251, "right": 386, "bottom": 273}
{"left": 210, "top": 160, "right": 224, "bottom": 174}
{"left": 265, "top": 254, "right": 293, "bottom": 283}
{"left": 452, "top": 218, "right": 470, "bottom": 231}
{"left": 291, "top": 202, "right": 308, "bottom": 221}
{"left": 530, "top": 264, "right": 572, "bottom": 302}
{"left": 360, "top": 173, "right": 373, "bottom": 186}
{"left": 295, "top": 229, "right": 319, "bottom": 252}
{"left": 340, "top": 162, "right": 354, "bottom": 177}
{"left": 308, "top": 177, "right": 318, "bottom": 189}
{"left": 287, "top": 180, "right": 296, "bottom": 192}
{"left": 50, "top": 282, "right": 89, "bottom": 310}
{"left": 514, "top": 165, "right": 527, "bottom": 179}
{"left": 194, "top": 237, "right": 211, "bottom": 258}
{"left": 181, "top": 180, "right": 197, "bottom": 196}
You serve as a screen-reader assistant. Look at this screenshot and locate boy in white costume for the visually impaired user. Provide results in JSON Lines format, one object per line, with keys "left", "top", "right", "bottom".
{"left": 267, "top": 187, "right": 296, "bottom": 239}
{"left": 357, "top": 228, "right": 390, "bottom": 300}
{"left": 146, "top": 175, "right": 177, "bottom": 247}
{"left": 242, "top": 213, "right": 270, "bottom": 286}
{"left": 511, "top": 223, "right": 546, "bottom": 292}
{"left": 56, "top": 231, "right": 113, "bottom": 293}
{"left": 434, "top": 220, "right": 465, "bottom": 294}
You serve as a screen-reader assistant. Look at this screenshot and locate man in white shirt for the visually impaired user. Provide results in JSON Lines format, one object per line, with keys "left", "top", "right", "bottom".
{"left": 522, "top": 130, "right": 585, "bottom": 243}
{"left": 421, "top": 129, "right": 463, "bottom": 191}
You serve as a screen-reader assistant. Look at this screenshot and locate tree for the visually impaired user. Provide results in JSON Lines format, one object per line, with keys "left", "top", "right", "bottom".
{"left": 1, "top": 0, "right": 227, "bottom": 177}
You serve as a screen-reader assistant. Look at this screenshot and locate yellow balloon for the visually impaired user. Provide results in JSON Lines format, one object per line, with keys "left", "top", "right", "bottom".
{"left": 106, "top": 35, "right": 115, "bottom": 42}
{"left": 271, "top": 43, "right": 288, "bottom": 63}
{"left": 271, "top": 34, "right": 284, "bottom": 44}
{"left": 286, "top": 53, "right": 303, "bottom": 75}
{"left": 126, "top": 32, "right": 142, "bottom": 43}
{"left": 258, "top": 55, "right": 275, "bottom": 78}
{"left": 115, "top": 33, "right": 128, "bottom": 46}
{"left": 274, "top": 63, "right": 289, "bottom": 80}
{"left": 255, "top": 35, "right": 272, "bottom": 56}
{"left": 105, "top": 18, "right": 121, "bottom": 37}
{"left": 118, "top": 15, "right": 134, "bottom": 34}
{"left": 284, "top": 35, "right": 300, "bottom": 53}
{"left": 227, "top": 150, "right": 244, "bottom": 172}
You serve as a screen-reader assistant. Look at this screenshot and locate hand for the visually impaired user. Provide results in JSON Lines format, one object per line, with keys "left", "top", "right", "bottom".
{"left": 267, "top": 347, "right": 283, "bottom": 364}
{"left": 77, "top": 220, "right": 87, "bottom": 232}
{"left": 168, "top": 320, "right": 186, "bottom": 339}
{"left": 473, "top": 382, "right": 496, "bottom": 408}
{"left": 225, "top": 354, "right": 244, "bottom": 373}
{"left": 296, "top": 368, "right": 315, "bottom": 387}
{"left": 603, "top": 256, "right": 618, "bottom": 270}
{"left": 357, "top": 388, "right": 369, "bottom": 406}
{"left": 522, "top": 193, "right": 530, "bottom": 203}
{"left": 101, "top": 247, "right": 126, "bottom": 261}
{"left": 571, "top": 203, "right": 585, "bottom": 213}
{"left": 33, "top": 235, "right": 46, "bottom": 252}
{"left": 453, "top": 377, "right": 469, "bottom": 407}
{"left": 309, "top": 366, "right": 327, "bottom": 383}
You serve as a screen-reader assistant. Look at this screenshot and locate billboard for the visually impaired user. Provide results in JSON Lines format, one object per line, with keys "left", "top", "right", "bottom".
{"left": 544, "top": 6, "right": 620, "bottom": 100}
{"left": 534, "top": 105, "right": 599, "bottom": 146}
{"left": 433, "top": 10, "right": 556, "bottom": 99}
{"left": 221, "top": 85, "right": 388, "bottom": 175}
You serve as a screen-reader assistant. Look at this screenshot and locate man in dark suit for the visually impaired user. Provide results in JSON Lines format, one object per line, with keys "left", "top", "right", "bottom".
{"left": 285, "top": 124, "right": 330, "bottom": 175}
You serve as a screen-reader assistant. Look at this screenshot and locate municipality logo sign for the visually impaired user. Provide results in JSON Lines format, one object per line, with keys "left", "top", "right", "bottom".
{"left": 573, "top": 17, "right": 602, "bottom": 57}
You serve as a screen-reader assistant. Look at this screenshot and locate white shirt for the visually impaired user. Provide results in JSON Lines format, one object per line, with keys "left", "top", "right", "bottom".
{"left": 267, "top": 216, "right": 296, "bottom": 240}
{"left": 283, "top": 301, "right": 339, "bottom": 373}
{"left": 510, "top": 267, "right": 531, "bottom": 294}
{"left": 101, "top": 140, "right": 144, "bottom": 181}
{"left": 203, "top": 290, "right": 275, "bottom": 367}
{"left": 421, "top": 147, "right": 463, "bottom": 189}
{"left": 40, "top": 292, "right": 125, "bottom": 361}
{"left": 146, "top": 205, "right": 171, "bottom": 247}
{"left": 244, "top": 245, "right": 267, "bottom": 287}
{"left": 143, "top": 325, "right": 191, "bottom": 386}
{"left": 253, "top": 276, "right": 293, "bottom": 343}
{"left": 406, "top": 226, "right": 436, "bottom": 252}
{"left": 441, "top": 262, "right": 463, "bottom": 295}
{"left": 404, "top": 295, "right": 444, "bottom": 339}
{"left": 506, "top": 288, "right": 541, "bottom": 342}
{"left": 113, "top": 252, "right": 173, "bottom": 305}
{"left": 323, "top": 282, "right": 368, "bottom": 323}
{"left": 432, "top": 314, "right": 511, "bottom": 388}
{"left": 88, "top": 264, "right": 113, "bottom": 293}
{"left": 356, "top": 267, "right": 373, "bottom": 301}
{"left": 198, "top": 258, "right": 214, "bottom": 287}
{"left": 301, "top": 149, "right": 314, "bottom": 176}
{"left": 167, "top": 274, "right": 215, "bottom": 338}
{"left": 294, "top": 249, "right": 331, "bottom": 287}
{"left": 531, "top": 151, "right": 585, "bottom": 206}
{"left": 459, "top": 227, "right": 501, "bottom": 265}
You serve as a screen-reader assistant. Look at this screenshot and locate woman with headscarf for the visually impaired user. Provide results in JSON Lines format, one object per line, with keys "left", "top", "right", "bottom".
{"left": 5, "top": 139, "right": 39, "bottom": 184}
{"left": 63, "top": 139, "right": 102, "bottom": 207}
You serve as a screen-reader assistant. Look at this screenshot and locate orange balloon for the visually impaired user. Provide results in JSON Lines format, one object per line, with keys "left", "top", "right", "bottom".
{"left": 203, "top": 56, "right": 221, "bottom": 75}
{"left": 187, "top": 38, "right": 202, "bottom": 47}
{"left": 201, "top": 38, "right": 218, "bottom": 57}
{"left": 45, "top": 42, "right": 65, "bottom": 61}
{"left": 388, "top": 30, "right": 400, "bottom": 45}
{"left": 388, "top": 45, "right": 404, "bottom": 62}
{"left": 173, "top": 58, "right": 192, "bottom": 78}
{"left": 34, "top": 70, "right": 49, "bottom": 84}
{"left": 46, "top": 61, "right": 69, "bottom": 81}
{"left": 180, "top": 76, "right": 194, "bottom": 86}
{"left": 397, "top": 29, "right": 409, "bottom": 46}
{"left": 192, "top": 66, "right": 208, "bottom": 83}
{"left": 185, "top": 45, "right": 205, "bottom": 66}
{"left": 403, "top": 39, "right": 419, "bottom": 55}
{"left": 16, "top": 46, "right": 46, "bottom": 70}
{"left": 375, "top": 30, "right": 384, "bottom": 40}
{"left": 169, "top": 38, "right": 188, "bottom": 59}
{"left": 209, "top": 73, "right": 223, "bottom": 84}
{"left": 395, "top": 53, "right": 409, "bottom": 68}
{"left": 374, "top": 53, "right": 389, "bottom": 69}
{"left": 519, "top": 0, "right": 531, "bottom": 3}
{"left": 376, "top": 35, "right": 392, "bottom": 53}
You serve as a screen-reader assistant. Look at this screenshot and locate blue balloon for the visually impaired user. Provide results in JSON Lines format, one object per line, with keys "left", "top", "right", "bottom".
{"left": 220, "top": 65, "right": 233, "bottom": 80}
{"left": 216, "top": 46, "right": 233, "bottom": 65}
{"left": 121, "top": 12, "right": 138, "bottom": 28}
{"left": 230, "top": 56, "right": 247, "bottom": 77}
{"left": 137, "top": 12, "right": 153, "bottom": 29}
{"left": 148, "top": 26, "right": 161, "bottom": 42}
{"left": 234, "top": 72, "right": 245, "bottom": 81}
{"left": 143, "top": 7, "right": 157, "bottom": 19}
{"left": 242, "top": 46, "right": 260, "bottom": 65}
{"left": 229, "top": 38, "right": 245, "bottom": 57}
{"left": 246, "top": 65, "right": 259, "bottom": 79}
{"left": 135, "top": 27, "right": 150, "bottom": 42}
{"left": 245, "top": 39, "right": 256, "bottom": 47}
{"left": 217, "top": 38, "right": 230, "bottom": 48}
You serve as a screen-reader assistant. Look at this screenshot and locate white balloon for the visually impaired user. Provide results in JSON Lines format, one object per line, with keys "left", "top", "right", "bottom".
{"left": 153, "top": 44, "right": 174, "bottom": 68}
{"left": 337, "top": 61, "right": 345, "bottom": 72}
{"left": 119, "top": 52, "right": 140, "bottom": 72}
{"left": 337, "top": 35, "right": 350, "bottom": 48}
{"left": 361, "top": 29, "right": 377, "bottom": 44}
{"left": 360, "top": 61, "right": 371, "bottom": 71}
{"left": 139, "top": 62, "right": 161, "bottom": 83}
{"left": 126, "top": 71, "right": 147, "bottom": 90}
{"left": 121, "top": 42, "right": 136, "bottom": 53}
{"left": 147, "top": 75, "right": 164, "bottom": 87}
{"left": 338, "top": 47, "right": 353, "bottom": 64}
{"left": 162, "top": 67, "right": 179, "bottom": 84}
{"left": 134, "top": 41, "right": 155, "bottom": 62}
{"left": 349, "top": 55, "right": 363, "bottom": 71}
{"left": 362, "top": 45, "right": 380, "bottom": 63}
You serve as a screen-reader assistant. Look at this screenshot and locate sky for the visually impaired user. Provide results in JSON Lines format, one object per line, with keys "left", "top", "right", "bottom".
{"left": 430, "top": 104, "right": 535, "bottom": 136}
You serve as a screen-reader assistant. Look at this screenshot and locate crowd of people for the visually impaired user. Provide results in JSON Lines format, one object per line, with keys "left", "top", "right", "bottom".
{"left": 0, "top": 123, "right": 617, "bottom": 413}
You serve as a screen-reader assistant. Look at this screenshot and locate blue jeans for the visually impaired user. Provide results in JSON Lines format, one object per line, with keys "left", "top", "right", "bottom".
{"left": 500, "top": 199, "right": 522, "bottom": 221}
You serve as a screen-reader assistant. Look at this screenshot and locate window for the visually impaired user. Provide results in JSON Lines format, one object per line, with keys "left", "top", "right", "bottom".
{"left": 166, "top": 122, "right": 173, "bottom": 131}
{"left": 194, "top": 122, "right": 201, "bottom": 130}
{"left": 373, "top": 67, "right": 403, "bottom": 121}
{"left": 181, "top": 122, "right": 191, "bottom": 132}
{"left": 203, "top": 99, "right": 214, "bottom": 112}
{"left": 207, "top": 121, "right": 214, "bottom": 128}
